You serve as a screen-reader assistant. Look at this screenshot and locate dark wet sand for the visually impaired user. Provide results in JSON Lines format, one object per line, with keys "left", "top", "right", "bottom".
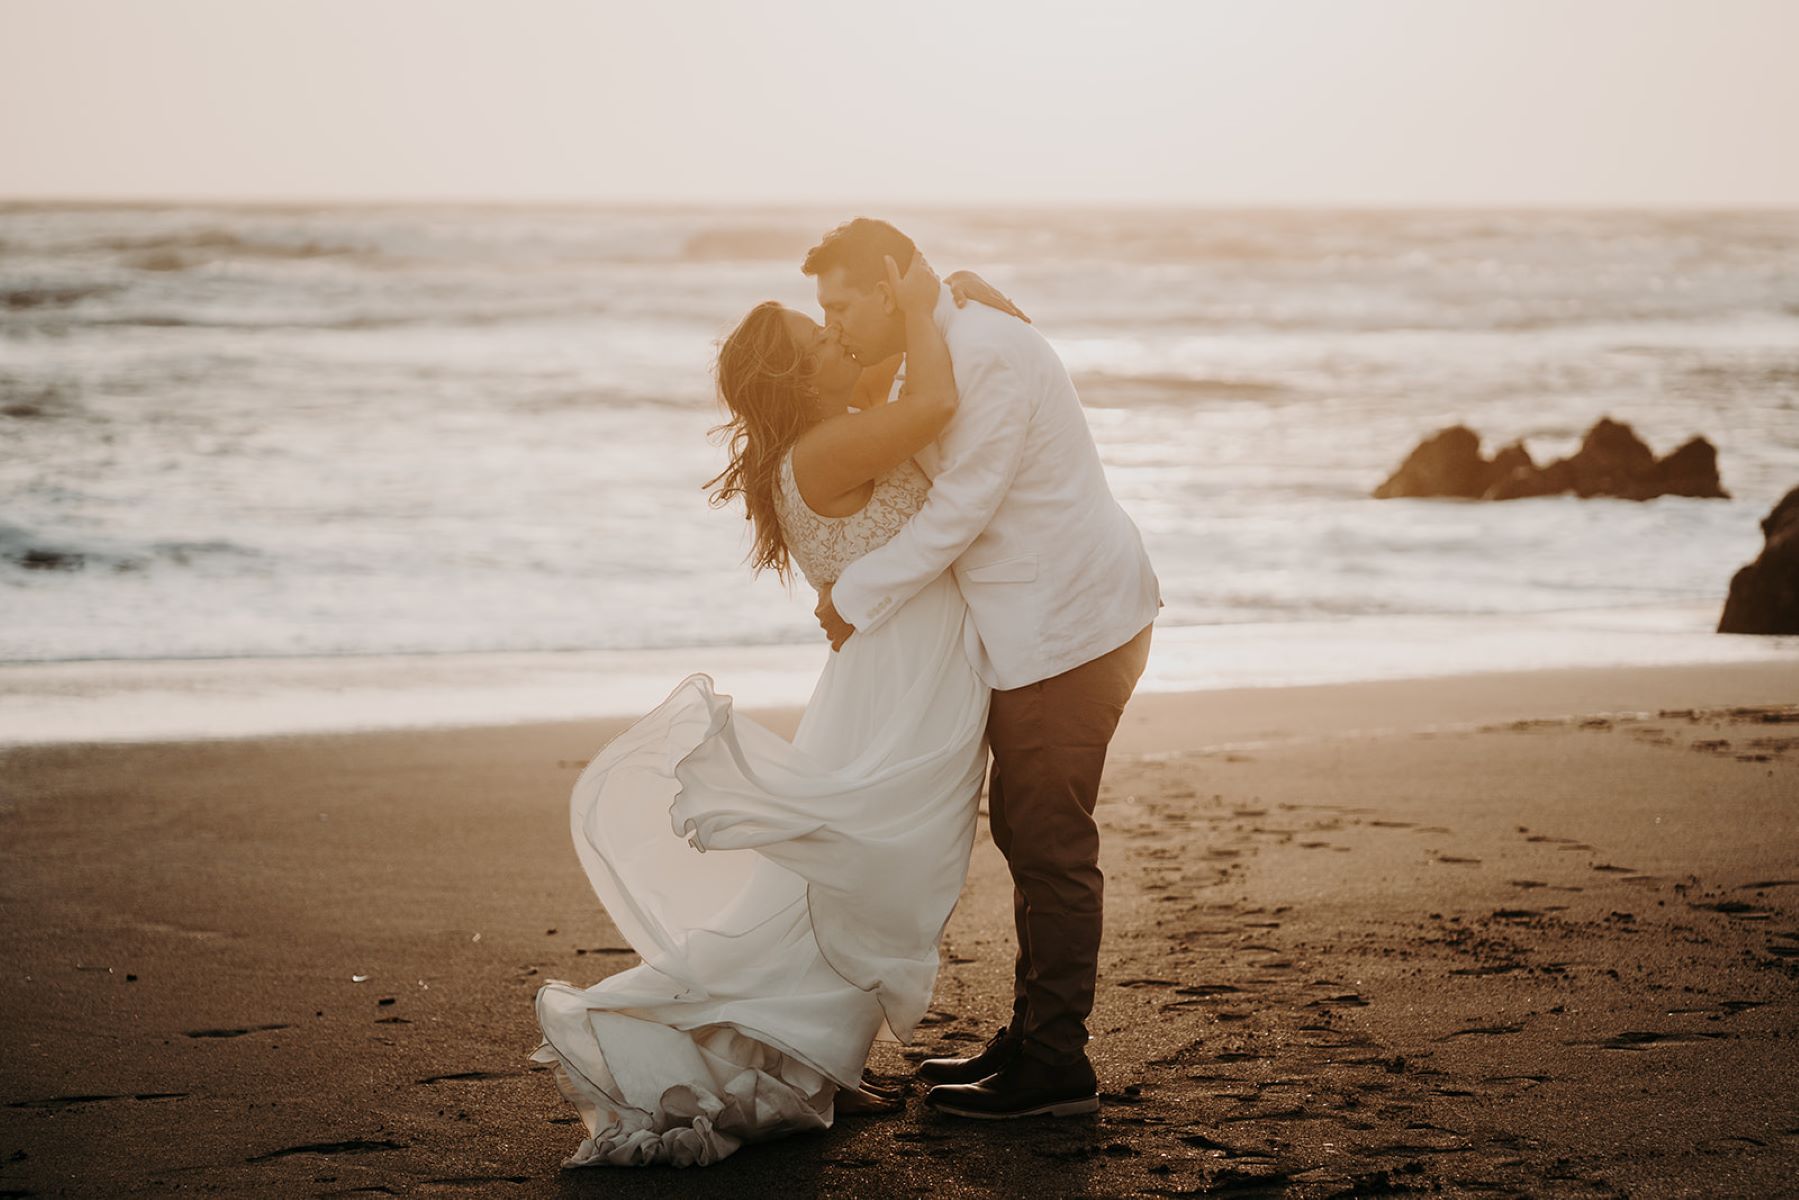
{"left": 2, "top": 660, "right": 1796, "bottom": 1198}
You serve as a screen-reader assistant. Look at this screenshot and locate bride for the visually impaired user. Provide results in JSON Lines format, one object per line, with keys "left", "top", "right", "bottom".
{"left": 530, "top": 255, "right": 1022, "bottom": 1167}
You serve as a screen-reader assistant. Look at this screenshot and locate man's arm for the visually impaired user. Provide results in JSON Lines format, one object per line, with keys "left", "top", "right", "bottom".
{"left": 823, "top": 343, "right": 1034, "bottom": 643}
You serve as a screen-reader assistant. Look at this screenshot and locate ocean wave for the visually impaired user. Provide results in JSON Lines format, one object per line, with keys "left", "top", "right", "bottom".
{"left": 97, "top": 228, "right": 365, "bottom": 271}
{"left": 71, "top": 296, "right": 625, "bottom": 332}
{"left": 0, "top": 522, "right": 101, "bottom": 573}
{"left": 1, "top": 203, "right": 1792, "bottom": 669}
{"left": 146, "top": 538, "right": 261, "bottom": 565}
{"left": 0, "top": 381, "right": 79, "bottom": 420}
{"left": 2, "top": 283, "right": 119, "bottom": 310}
{"left": 1075, "top": 372, "right": 1294, "bottom": 406}
{"left": 680, "top": 225, "right": 816, "bottom": 262}
{"left": 0, "top": 522, "right": 261, "bottom": 576}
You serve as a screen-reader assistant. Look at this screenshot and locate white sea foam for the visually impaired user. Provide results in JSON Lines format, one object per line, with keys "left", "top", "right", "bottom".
{"left": 1, "top": 605, "right": 1791, "bottom": 747}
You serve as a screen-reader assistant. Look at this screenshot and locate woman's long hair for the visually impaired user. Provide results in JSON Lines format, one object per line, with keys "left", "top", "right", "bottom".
{"left": 706, "top": 302, "right": 817, "bottom": 583}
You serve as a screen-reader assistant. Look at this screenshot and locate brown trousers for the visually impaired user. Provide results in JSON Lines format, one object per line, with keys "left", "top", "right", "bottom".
{"left": 986, "top": 621, "right": 1153, "bottom": 1063}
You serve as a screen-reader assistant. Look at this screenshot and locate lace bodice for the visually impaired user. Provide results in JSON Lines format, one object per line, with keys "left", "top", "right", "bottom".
{"left": 773, "top": 448, "right": 930, "bottom": 588}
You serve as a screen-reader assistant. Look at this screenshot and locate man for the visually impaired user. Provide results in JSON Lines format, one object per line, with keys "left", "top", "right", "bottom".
{"left": 807, "top": 218, "right": 1161, "bottom": 1119}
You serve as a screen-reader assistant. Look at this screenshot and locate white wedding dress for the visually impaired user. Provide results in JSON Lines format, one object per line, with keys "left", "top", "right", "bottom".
{"left": 531, "top": 451, "right": 990, "bottom": 1168}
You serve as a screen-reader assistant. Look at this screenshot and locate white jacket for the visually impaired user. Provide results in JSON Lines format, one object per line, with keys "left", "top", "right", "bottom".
{"left": 829, "top": 290, "right": 1161, "bottom": 691}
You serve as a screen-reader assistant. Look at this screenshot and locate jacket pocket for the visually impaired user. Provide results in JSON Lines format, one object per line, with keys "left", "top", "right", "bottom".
{"left": 962, "top": 553, "right": 1038, "bottom": 583}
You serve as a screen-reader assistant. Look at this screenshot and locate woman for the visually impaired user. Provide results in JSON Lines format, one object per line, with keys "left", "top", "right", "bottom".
{"left": 531, "top": 257, "right": 1025, "bottom": 1167}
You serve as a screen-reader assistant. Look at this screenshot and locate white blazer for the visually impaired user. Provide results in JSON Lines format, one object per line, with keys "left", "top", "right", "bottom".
{"left": 830, "top": 289, "right": 1162, "bottom": 691}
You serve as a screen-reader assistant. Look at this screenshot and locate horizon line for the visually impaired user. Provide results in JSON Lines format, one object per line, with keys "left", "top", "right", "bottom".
{"left": 4, "top": 192, "right": 1799, "bottom": 215}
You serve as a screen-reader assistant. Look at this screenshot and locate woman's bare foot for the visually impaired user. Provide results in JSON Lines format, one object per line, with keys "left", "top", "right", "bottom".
{"left": 835, "top": 1084, "right": 903, "bottom": 1115}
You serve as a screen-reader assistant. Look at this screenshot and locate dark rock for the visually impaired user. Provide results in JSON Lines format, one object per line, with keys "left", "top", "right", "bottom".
{"left": 15, "top": 547, "right": 85, "bottom": 571}
{"left": 1489, "top": 440, "right": 1535, "bottom": 480}
{"left": 2, "top": 284, "right": 115, "bottom": 310}
{"left": 1483, "top": 440, "right": 1549, "bottom": 499}
{"left": 1380, "top": 416, "right": 1728, "bottom": 502}
{"left": 1563, "top": 417, "right": 1657, "bottom": 498}
{"left": 1718, "top": 486, "right": 1799, "bottom": 635}
{"left": 1654, "top": 437, "right": 1728, "bottom": 499}
{"left": 1487, "top": 466, "right": 1551, "bottom": 500}
{"left": 1372, "top": 424, "right": 1496, "bottom": 499}
{"left": 1513, "top": 418, "right": 1728, "bottom": 501}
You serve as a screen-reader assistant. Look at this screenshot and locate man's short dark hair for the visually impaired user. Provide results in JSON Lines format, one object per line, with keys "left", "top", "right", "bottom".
{"left": 801, "top": 218, "right": 917, "bottom": 291}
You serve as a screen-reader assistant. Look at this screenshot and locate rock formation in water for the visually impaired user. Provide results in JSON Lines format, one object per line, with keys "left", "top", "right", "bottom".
{"left": 1373, "top": 417, "right": 1727, "bottom": 502}
{"left": 1370, "top": 425, "right": 1535, "bottom": 500}
{"left": 1718, "top": 486, "right": 1799, "bottom": 635}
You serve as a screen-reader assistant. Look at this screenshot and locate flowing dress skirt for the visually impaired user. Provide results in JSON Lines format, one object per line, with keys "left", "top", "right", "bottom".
{"left": 532, "top": 571, "right": 989, "bottom": 1166}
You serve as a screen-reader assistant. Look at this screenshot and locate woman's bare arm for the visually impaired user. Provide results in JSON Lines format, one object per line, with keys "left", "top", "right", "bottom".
{"left": 847, "top": 351, "right": 904, "bottom": 409}
{"left": 791, "top": 253, "right": 958, "bottom": 511}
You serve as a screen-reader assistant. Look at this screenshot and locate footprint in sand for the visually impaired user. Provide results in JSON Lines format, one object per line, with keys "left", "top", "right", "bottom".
{"left": 1567, "top": 1030, "right": 1731, "bottom": 1050}
{"left": 1484, "top": 1073, "right": 1549, "bottom": 1088}
{"left": 1691, "top": 900, "right": 1775, "bottom": 918}
{"left": 246, "top": 1139, "right": 407, "bottom": 1162}
{"left": 1437, "top": 1023, "right": 1524, "bottom": 1040}
{"left": 1449, "top": 962, "right": 1526, "bottom": 976}
{"left": 184, "top": 1024, "right": 289, "bottom": 1039}
{"left": 8, "top": 1092, "right": 188, "bottom": 1111}
{"left": 416, "top": 1070, "right": 520, "bottom": 1085}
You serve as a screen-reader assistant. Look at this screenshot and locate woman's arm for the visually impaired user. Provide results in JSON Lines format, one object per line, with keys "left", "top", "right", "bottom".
{"left": 791, "top": 253, "right": 958, "bottom": 511}
{"left": 847, "top": 351, "right": 904, "bottom": 409}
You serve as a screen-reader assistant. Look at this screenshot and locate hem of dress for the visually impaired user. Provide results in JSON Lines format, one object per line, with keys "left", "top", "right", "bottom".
{"left": 528, "top": 1037, "right": 748, "bottom": 1168}
{"left": 534, "top": 975, "right": 866, "bottom": 1092}
{"left": 528, "top": 1013, "right": 839, "bottom": 1169}
{"left": 649, "top": 672, "right": 946, "bottom": 1048}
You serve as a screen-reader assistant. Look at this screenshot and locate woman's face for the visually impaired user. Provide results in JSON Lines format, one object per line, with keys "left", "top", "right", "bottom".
{"left": 781, "top": 307, "right": 861, "bottom": 407}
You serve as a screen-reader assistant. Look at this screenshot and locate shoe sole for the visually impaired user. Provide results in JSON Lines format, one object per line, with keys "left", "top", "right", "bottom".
{"left": 926, "top": 1095, "right": 1100, "bottom": 1120}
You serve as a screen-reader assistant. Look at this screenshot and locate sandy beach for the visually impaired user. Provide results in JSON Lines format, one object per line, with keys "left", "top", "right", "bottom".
{"left": 2, "top": 659, "right": 1796, "bottom": 1198}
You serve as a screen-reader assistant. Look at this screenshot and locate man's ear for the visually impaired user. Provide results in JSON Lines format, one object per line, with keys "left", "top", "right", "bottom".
{"left": 875, "top": 280, "right": 898, "bottom": 317}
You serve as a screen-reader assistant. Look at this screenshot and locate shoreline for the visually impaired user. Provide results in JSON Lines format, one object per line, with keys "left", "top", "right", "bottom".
{"left": 3, "top": 658, "right": 1795, "bottom": 759}
{"left": 1, "top": 603, "right": 1790, "bottom": 748}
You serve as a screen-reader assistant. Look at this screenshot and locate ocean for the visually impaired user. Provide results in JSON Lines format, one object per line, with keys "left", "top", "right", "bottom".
{"left": 2, "top": 202, "right": 1795, "bottom": 742}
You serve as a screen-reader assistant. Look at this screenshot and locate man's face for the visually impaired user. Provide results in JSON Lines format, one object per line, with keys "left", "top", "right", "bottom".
{"left": 815, "top": 265, "right": 899, "bottom": 366}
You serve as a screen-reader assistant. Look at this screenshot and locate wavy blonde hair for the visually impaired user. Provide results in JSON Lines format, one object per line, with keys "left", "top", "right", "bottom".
{"left": 705, "top": 301, "right": 817, "bottom": 582}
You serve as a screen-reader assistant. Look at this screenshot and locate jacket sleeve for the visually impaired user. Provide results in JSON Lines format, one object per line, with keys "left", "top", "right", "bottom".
{"left": 830, "top": 342, "right": 1033, "bottom": 633}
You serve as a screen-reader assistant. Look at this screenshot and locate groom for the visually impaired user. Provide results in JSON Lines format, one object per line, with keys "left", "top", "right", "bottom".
{"left": 806, "top": 218, "right": 1161, "bottom": 1119}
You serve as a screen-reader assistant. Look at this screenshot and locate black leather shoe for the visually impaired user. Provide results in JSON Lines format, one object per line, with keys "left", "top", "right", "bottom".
{"left": 914, "top": 1025, "right": 1021, "bottom": 1087}
{"left": 924, "top": 1049, "right": 1099, "bottom": 1119}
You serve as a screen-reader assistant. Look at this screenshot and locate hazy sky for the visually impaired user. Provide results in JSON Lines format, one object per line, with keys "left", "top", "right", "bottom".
{"left": 3, "top": 0, "right": 1795, "bottom": 207}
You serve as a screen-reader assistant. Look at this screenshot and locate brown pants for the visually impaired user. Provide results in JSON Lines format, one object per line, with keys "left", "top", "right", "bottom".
{"left": 986, "top": 622, "right": 1154, "bottom": 1064}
